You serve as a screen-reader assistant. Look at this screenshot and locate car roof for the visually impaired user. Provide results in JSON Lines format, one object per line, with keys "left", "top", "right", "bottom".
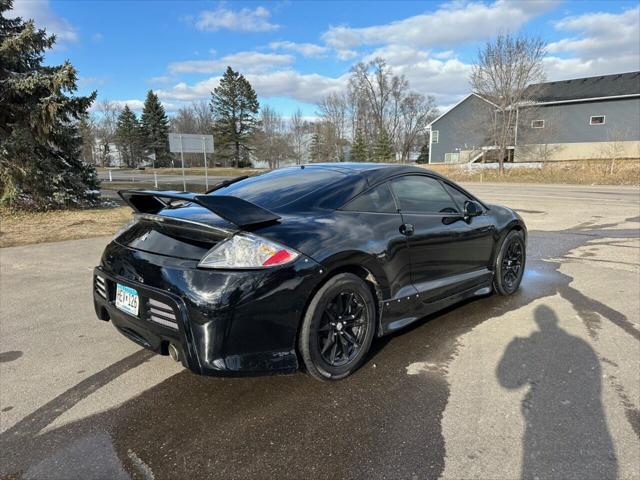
{"left": 288, "top": 162, "right": 443, "bottom": 186}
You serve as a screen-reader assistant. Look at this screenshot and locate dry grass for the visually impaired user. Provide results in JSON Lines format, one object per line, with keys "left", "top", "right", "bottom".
{"left": 0, "top": 207, "right": 132, "bottom": 248}
{"left": 424, "top": 159, "right": 640, "bottom": 185}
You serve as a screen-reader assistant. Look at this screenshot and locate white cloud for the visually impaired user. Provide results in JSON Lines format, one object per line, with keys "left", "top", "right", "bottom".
{"left": 91, "top": 32, "right": 103, "bottom": 42}
{"left": 8, "top": 0, "right": 78, "bottom": 43}
{"left": 336, "top": 49, "right": 358, "bottom": 61}
{"left": 169, "top": 51, "right": 294, "bottom": 74}
{"left": 157, "top": 70, "right": 348, "bottom": 105}
{"left": 269, "top": 41, "right": 328, "bottom": 57}
{"left": 194, "top": 5, "right": 279, "bottom": 32}
{"left": 105, "top": 100, "right": 146, "bottom": 111}
{"left": 146, "top": 75, "right": 177, "bottom": 85}
{"left": 150, "top": 1, "right": 639, "bottom": 115}
{"left": 322, "top": 0, "right": 558, "bottom": 49}
{"left": 546, "top": 6, "right": 640, "bottom": 79}
{"left": 544, "top": 54, "right": 640, "bottom": 82}
{"left": 433, "top": 50, "right": 456, "bottom": 60}
{"left": 78, "top": 76, "right": 108, "bottom": 88}
{"left": 363, "top": 45, "right": 472, "bottom": 106}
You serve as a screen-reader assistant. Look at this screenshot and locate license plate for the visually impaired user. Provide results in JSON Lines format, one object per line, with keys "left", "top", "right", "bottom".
{"left": 115, "top": 284, "right": 139, "bottom": 317}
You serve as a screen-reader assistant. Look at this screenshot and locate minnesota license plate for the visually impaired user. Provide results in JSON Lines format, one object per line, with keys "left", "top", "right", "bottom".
{"left": 115, "top": 284, "right": 139, "bottom": 317}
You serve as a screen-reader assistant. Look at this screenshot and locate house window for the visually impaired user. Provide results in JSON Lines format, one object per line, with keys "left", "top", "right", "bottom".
{"left": 444, "top": 152, "right": 460, "bottom": 163}
{"left": 431, "top": 130, "right": 439, "bottom": 144}
{"left": 531, "top": 120, "right": 545, "bottom": 128}
{"left": 590, "top": 115, "right": 606, "bottom": 125}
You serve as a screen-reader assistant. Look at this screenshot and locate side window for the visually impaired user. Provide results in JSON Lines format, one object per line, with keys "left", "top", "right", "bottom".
{"left": 442, "top": 182, "right": 474, "bottom": 211}
{"left": 342, "top": 183, "right": 397, "bottom": 213}
{"left": 390, "top": 176, "right": 458, "bottom": 214}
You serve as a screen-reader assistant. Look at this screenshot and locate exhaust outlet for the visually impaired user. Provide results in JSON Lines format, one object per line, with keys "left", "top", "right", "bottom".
{"left": 168, "top": 343, "right": 180, "bottom": 362}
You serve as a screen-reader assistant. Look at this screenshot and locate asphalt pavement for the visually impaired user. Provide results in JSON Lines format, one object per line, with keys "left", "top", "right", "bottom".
{"left": 1, "top": 183, "right": 639, "bottom": 479}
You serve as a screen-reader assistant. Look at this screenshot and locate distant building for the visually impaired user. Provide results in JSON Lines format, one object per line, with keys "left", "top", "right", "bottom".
{"left": 94, "top": 139, "right": 156, "bottom": 168}
{"left": 428, "top": 71, "right": 640, "bottom": 163}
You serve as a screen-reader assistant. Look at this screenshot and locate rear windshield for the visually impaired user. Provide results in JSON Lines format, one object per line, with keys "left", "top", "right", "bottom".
{"left": 210, "top": 167, "right": 343, "bottom": 210}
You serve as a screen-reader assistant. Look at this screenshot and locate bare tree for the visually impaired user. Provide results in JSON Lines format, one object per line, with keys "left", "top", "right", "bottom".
{"left": 396, "top": 93, "right": 438, "bottom": 162}
{"left": 78, "top": 114, "right": 97, "bottom": 164}
{"left": 317, "top": 92, "right": 349, "bottom": 161}
{"left": 93, "top": 100, "right": 121, "bottom": 166}
{"left": 600, "top": 127, "right": 634, "bottom": 175}
{"left": 171, "top": 105, "right": 198, "bottom": 134}
{"left": 192, "top": 100, "right": 213, "bottom": 134}
{"left": 289, "top": 108, "right": 307, "bottom": 164}
{"left": 471, "top": 33, "right": 546, "bottom": 173}
{"left": 349, "top": 58, "right": 404, "bottom": 135}
{"left": 349, "top": 57, "right": 431, "bottom": 162}
{"left": 254, "top": 106, "right": 291, "bottom": 169}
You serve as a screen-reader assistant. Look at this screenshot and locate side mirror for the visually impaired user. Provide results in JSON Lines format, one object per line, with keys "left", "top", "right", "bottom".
{"left": 463, "top": 200, "right": 483, "bottom": 218}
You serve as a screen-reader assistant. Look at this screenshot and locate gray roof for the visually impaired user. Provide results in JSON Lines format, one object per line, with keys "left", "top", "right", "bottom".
{"left": 525, "top": 71, "right": 640, "bottom": 102}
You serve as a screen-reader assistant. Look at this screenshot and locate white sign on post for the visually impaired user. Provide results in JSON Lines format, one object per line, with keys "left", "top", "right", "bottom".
{"left": 169, "top": 133, "right": 214, "bottom": 153}
{"left": 168, "top": 133, "right": 214, "bottom": 191}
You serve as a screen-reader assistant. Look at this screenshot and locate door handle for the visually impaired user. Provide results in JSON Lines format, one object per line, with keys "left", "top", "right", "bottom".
{"left": 400, "top": 223, "right": 414, "bottom": 236}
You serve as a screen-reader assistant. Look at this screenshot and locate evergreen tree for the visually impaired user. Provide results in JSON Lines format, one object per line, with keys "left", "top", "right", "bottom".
{"left": 115, "top": 106, "right": 144, "bottom": 168}
{"left": 210, "top": 66, "right": 259, "bottom": 168}
{"left": 141, "top": 90, "right": 171, "bottom": 167}
{"left": 372, "top": 129, "right": 394, "bottom": 162}
{"left": 416, "top": 142, "right": 429, "bottom": 164}
{"left": 350, "top": 128, "right": 368, "bottom": 162}
{"left": 0, "top": 0, "right": 99, "bottom": 210}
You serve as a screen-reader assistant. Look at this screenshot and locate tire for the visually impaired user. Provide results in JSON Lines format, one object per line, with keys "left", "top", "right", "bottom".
{"left": 299, "top": 273, "right": 376, "bottom": 381}
{"left": 493, "top": 229, "right": 526, "bottom": 296}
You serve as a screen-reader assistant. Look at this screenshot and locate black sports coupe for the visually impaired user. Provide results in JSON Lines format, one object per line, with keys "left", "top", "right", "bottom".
{"left": 93, "top": 163, "right": 526, "bottom": 380}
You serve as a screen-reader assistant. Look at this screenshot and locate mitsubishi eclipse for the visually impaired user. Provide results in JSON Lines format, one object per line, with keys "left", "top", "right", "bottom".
{"left": 93, "top": 163, "right": 526, "bottom": 380}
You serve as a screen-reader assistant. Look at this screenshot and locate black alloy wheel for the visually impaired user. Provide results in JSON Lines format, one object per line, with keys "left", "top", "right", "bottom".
{"left": 502, "top": 238, "right": 523, "bottom": 289}
{"left": 300, "top": 273, "right": 376, "bottom": 380}
{"left": 317, "top": 291, "right": 369, "bottom": 367}
{"left": 494, "top": 230, "right": 526, "bottom": 295}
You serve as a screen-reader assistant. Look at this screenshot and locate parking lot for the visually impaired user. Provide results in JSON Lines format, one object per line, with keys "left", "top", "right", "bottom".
{"left": 1, "top": 183, "right": 639, "bottom": 480}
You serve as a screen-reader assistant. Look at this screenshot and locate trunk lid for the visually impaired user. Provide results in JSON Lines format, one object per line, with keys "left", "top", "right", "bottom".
{"left": 116, "top": 205, "right": 235, "bottom": 261}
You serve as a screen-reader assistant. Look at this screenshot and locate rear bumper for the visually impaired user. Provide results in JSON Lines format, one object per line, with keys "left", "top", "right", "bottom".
{"left": 93, "top": 242, "right": 325, "bottom": 377}
{"left": 94, "top": 268, "right": 202, "bottom": 373}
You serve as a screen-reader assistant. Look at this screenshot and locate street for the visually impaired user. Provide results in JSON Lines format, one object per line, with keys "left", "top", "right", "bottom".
{"left": 1, "top": 183, "right": 639, "bottom": 480}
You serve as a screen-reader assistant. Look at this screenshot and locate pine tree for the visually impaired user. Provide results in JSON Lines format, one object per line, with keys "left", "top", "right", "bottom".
{"left": 115, "top": 106, "right": 144, "bottom": 168}
{"left": 350, "top": 128, "right": 368, "bottom": 162}
{"left": 416, "top": 142, "right": 429, "bottom": 164}
{"left": 141, "top": 90, "right": 171, "bottom": 167}
{"left": 0, "top": 0, "right": 99, "bottom": 210}
{"left": 372, "top": 129, "right": 394, "bottom": 162}
{"left": 210, "top": 66, "right": 259, "bottom": 168}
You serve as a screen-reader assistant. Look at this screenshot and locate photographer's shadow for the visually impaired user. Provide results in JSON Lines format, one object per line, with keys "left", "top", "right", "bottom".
{"left": 497, "top": 305, "right": 617, "bottom": 480}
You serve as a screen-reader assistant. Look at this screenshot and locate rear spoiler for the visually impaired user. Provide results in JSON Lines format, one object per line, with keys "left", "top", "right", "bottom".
{"left": 118, "top": 190, "right": 281, "bottom": 229}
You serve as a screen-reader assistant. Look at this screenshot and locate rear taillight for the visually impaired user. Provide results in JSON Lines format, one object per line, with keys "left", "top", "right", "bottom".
{"left": 198, "top": 233, "right": 299, "bottom": 269}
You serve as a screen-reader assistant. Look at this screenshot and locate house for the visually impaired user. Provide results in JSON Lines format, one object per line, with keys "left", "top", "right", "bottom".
{"left": 428, "top": 71, "right": 640, "bottom": 163}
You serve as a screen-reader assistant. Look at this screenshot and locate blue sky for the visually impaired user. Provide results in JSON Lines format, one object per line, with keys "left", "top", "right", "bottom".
{"left": 9, "top": 0, "right": 640, "bottom": 116}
